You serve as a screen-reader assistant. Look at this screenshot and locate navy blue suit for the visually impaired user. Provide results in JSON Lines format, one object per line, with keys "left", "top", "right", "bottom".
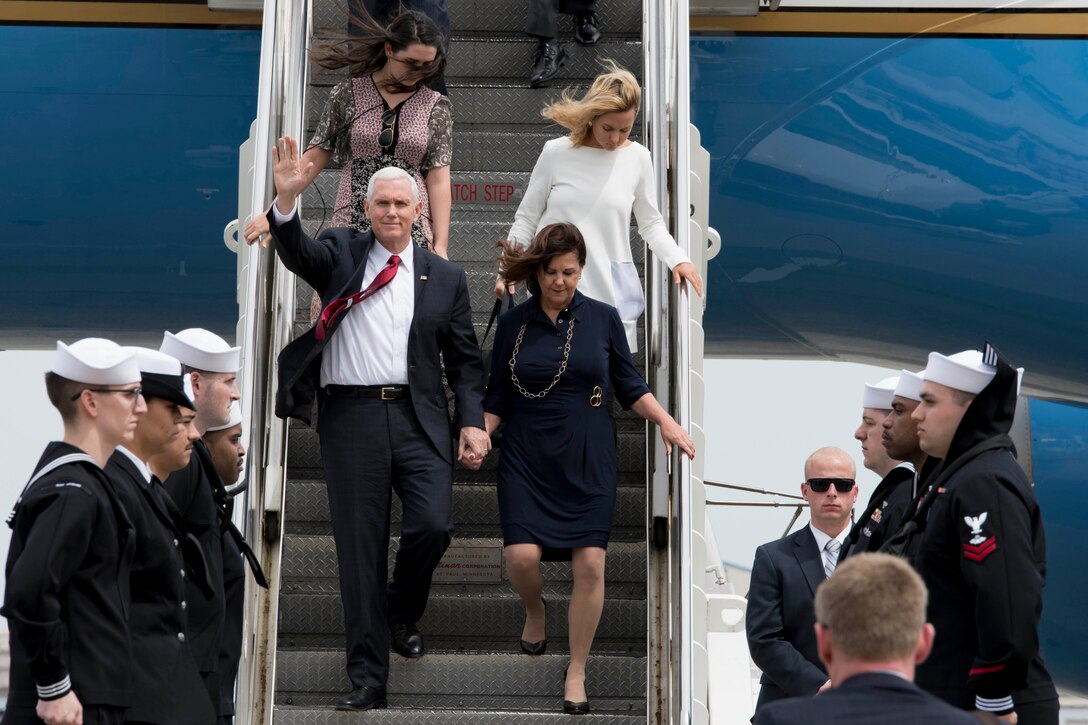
{"left": 268, "top": 209, "right": 485, "bottom": 690}
{"left": 746, "top": 526, "right": 828, "bottom": 712}
{"left": 754, "top": 672, "right": 980, "bottom": 725}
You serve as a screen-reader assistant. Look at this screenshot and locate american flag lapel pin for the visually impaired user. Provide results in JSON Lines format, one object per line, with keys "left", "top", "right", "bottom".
{"left": 420, "top": 274, "right": 428, "bottom": 281}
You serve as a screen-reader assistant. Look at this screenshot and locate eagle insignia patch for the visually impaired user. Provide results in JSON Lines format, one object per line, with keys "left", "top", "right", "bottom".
{"left": 963, "top": 513, "right": 996, "bottom": 562}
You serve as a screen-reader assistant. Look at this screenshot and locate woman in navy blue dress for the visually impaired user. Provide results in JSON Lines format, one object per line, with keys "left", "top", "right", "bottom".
{"left": 483, "top": 223, "right": 695, "bottom": 713}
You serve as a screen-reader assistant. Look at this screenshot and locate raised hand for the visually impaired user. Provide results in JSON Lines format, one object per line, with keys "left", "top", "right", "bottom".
{"left": 271, "top": 136, "right": 314, "bottom": 213}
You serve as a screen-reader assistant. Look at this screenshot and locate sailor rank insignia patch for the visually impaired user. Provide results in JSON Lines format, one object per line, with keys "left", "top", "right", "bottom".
{"left": 962, "top": 512, "right": 997, "bottom": 562}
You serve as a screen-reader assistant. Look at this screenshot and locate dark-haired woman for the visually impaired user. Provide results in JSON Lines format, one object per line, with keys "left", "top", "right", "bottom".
{"left": 483, "top": 223, "right": 694, "bottom": 714}
{"left": 244, "top": 10, "right": 452, "bottom": 257}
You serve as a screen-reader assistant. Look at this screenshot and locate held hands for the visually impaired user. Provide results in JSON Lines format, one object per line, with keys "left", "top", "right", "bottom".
{"left": 38, "top": 692, "right": 82, "bottom": 725}
{"left": 672, "top": 262, "right": 703, "bottom": 297}
{"left": 458, "top": 426, "right": 492, "bottom": 471}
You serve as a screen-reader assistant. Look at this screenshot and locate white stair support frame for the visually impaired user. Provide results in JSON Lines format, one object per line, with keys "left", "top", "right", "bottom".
{"left": 233, "top": 0, "right": 312, "bottom": 723}
{"left": 707, "top": 595, "right": 757, "bottom": 723}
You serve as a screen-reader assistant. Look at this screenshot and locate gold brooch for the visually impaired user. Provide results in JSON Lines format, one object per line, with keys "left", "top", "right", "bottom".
{"left": 590, "top": 386, "right": 603, "bottom": 407}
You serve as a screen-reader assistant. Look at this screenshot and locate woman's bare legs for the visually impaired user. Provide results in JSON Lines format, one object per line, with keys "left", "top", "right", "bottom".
{"left": 505, "top": 543, "right": 546, "bottom": 644}
{"left": 566, "top": 546, "right": 606, "bottom": 702}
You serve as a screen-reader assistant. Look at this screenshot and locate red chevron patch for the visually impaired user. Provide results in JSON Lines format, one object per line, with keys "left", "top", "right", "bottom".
{"left": 963, "top": 536, "right": 997, "bottom": 563}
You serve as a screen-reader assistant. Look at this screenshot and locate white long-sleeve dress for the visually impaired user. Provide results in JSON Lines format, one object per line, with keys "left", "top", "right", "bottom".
{"left": 507, "top": 136, "right": 690, "bottom": 351}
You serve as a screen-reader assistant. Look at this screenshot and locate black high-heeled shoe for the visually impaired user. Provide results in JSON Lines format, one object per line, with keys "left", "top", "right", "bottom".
{"left": 562, "top": 664, "right": 590, "bottom": 715}
{"left": 519, "top": 597, "right": 547, "bottom": 655}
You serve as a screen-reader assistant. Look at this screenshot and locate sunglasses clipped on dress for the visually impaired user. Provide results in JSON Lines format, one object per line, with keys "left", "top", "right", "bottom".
{"left": 378, "top": 108, "right": 397, "bottom": 154}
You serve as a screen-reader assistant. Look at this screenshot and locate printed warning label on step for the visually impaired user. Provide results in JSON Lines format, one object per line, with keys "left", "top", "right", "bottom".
{"left": 433, "top": 543, "right": 503, "bottom": 584}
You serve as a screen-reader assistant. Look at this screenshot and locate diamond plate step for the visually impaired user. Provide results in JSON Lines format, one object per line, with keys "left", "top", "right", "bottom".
{"left": 310, "top": 0, "right": 642, "bottom": 37}
{"left": 279, "top": 587, "right": 646, "bottom": 644}
{"left": 280, "top": 536, "right": 647, "bottom": 585}
{"left": 309, "top": 37, "right": 642, "bottom": 87}
{"left": 274, "top": 651, "right": 646, "bottom": 698}
{"left": 284, "top": 480, "right": 646, "bottom": 539}
{"left": 274, "top": 705, "right": 646, "bottom": 724}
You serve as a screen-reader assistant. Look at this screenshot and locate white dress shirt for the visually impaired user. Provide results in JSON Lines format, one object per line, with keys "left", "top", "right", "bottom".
{"left": 273, "top": 203, "right": 415, "bottom": 386}
{"left": 809, "top": 522, "right": 850, "bottom": 571}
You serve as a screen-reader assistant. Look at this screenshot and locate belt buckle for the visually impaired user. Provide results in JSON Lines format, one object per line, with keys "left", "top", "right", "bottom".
{"left": 380, "top": 386, "right": 396, "bottom": 401}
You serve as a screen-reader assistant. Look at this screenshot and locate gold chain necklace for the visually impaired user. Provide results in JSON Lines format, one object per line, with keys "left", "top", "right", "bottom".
{"left": 509, "top": 316, "right": 576, "bottom": 399}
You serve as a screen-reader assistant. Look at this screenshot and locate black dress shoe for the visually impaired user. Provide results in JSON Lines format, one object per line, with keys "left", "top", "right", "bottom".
{"left": 519, "top": 597, "right": 548, "bottom": 655}
{"left": 390, "top": 622, "right": 425, "bottom": 659}
{"left": 573, "top": 12, "right": 601, "bottom": 46}
{"left": 530, "top": 39, "right": 567, "bottom": 88}
{"left": 336, "top": 686, "right": 388, "bottom": 711}
{"left": 563, "top": 699, "right": 591, "bottom": 715}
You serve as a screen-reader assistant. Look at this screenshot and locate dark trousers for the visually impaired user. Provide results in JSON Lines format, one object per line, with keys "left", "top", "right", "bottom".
{"left": 526, "top": 0, "right": 597, "bottom": 39}
{"left": 319, "top": 394, "right": 453, "bottom": 689}
{"left": 1015, "top": 699, "right": 1060, "bottom": 725}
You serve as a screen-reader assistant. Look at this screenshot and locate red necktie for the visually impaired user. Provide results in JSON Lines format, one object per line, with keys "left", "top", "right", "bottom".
{"left": 315, "top": 254, "right": 400, "bottom": 341}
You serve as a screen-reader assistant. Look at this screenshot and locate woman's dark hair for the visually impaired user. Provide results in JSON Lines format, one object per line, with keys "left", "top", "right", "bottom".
{"left": 499, "top": 223, "right": 587, "bottom": 297}
{"left": 310, "top": 7, "right": 447, "bottom": 93}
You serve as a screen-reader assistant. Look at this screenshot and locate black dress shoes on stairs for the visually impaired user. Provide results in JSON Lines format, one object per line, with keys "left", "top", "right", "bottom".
{"left": 520, "top": 597, "right": 548, "bottom": 655}
{"left": 530, "top": 38, "right": 567, "bottom": 88}
{"left": 336, "top": 686, "right": 388, "bottom": 711}
{"left": 390, "top": 622, "right": 425, "bottom": 659}
{"left": 573, "top": 12, "right": 601, "bottom": 46}
{"left": 562, "top": 664, "right": 591, "bottom": 715}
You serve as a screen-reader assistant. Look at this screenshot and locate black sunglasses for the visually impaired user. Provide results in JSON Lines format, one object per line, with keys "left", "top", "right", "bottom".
{"left": 806, "top": 478, "right": 855, "bottom": 493}
{"left": 378, "top": 108, "right": 397, "bottom": 154}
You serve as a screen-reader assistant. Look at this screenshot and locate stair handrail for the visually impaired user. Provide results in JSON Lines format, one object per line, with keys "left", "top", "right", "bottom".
{"left": 232, "top": 0, "right": 311, "bottom": 723}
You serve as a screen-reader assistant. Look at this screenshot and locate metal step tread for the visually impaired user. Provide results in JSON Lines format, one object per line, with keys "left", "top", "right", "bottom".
{"left": 280, "top": 536, "right": 648, "bottom": 585}
{"left": 278, "top": 635, "right": 644, "bottom": 656}
{"left": 274, "top": 702, "right": 645, "bottom": 723}
{"left": 275, "top": 650, "right": 647, "bottom": 697}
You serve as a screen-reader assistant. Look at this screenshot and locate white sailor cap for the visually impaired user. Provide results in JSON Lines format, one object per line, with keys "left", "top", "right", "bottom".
{"left": 160, "top": 328, "right": 240, "bottom": 373}
{"left": 51, "top": 338, "right": 140, "bottom": 385}
{"left": 893, "top": 369, "right": 926, "bottom": 402}
{"left": 861, "top": 375, "right": 899, "bottom": 410}
{"left": 123, "top": 347, "right": 194, "bottom": 409}
{"left": 206, "top": 401, "right": 243, "bottom": 433}
{"left": 924, "top": 350, "right": 994, "bottom": 394}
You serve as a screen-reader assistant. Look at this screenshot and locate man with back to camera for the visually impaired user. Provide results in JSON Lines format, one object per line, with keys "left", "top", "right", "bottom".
{"left": 746, "top": 446, "right": 860, "bottom": 715}
{"left": 254, "top": 136, "right": 487, "bottom": 711}
{"left": 104, "top": 347, "right": 215, "bottom": 725}
{"left": 160, "top": 328, "right": 267, "bottom": 725}
{"left": 909, "top": 345, "right": 1058, "bottom": 724}
{"left": 753, "top": 552, "right": 978, "bottom": 725}
{"left": 3, "top": 339, "right": 144, "bottom": 725}
{"left": 844, "top": 374, "right": 920, "bottom": 556}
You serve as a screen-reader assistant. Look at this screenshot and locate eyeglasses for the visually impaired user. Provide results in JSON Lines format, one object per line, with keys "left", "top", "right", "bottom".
{"left": 805, "top": 478, "right": 855, "bottom": 493}
{"left": 73, "top": 387, "right": 143, "bottom": 402}
{"left": 378, "top": 108, "right": 397, "bottom": 154}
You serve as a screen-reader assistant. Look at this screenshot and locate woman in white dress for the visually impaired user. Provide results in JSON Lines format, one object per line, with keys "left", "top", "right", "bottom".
{"left": 497, "top": 62, "right": 702, "bottom": 351}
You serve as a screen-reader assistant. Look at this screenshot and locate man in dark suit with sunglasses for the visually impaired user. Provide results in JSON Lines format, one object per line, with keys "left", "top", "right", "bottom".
{"left": 746, "top": 446, "right": 860, "bottom": 717}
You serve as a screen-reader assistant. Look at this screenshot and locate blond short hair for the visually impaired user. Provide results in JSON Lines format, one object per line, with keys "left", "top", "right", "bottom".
{"left": 542, "top": 60, "right": 640, "bottom": 147}
{"left": 814, "top": 553, "right": 927, "bottom": 661}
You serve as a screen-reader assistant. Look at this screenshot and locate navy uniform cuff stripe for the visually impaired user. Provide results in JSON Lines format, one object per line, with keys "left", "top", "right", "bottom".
{"left": 976, "top": 695, "right": 1015, "bottom": 713}
{"left": 37, "top": 675, "right": 72, "bottom": 700}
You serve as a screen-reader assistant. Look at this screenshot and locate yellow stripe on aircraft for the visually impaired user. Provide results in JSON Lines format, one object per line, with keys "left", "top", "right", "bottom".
{"left": 691, "top": 11, "right": 1088, "bottom": 36}
{"left": 0, "top": 1, "right": 260, "bottom": 26}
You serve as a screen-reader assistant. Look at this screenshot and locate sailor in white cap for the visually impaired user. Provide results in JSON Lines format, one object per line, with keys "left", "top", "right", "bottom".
{"left": 204, "top": 402, "right": 245, "bottom": 488}
{"left": 104, "top": 348, "right": 216, "bottom": 725}
{"left": 854, "top": 376, "right": 902, "bottom": 479}
{"left": 843, "top": 374, "right": 918, "bottom": 557}
{"left": 908, "top": 345, "right": 1057, "bottom": 725}
{"left": 2, "top": 339, "right": 144, "bottom": 725}
{"left": 158, "top": 329, "right": 265, "bottom": 724}
{"left": 882, "top": 369, "right": 933, "bottom": 493}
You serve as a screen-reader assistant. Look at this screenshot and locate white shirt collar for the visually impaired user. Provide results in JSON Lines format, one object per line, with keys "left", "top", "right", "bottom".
{"left": 369, "top": 239, "right": 414, "bottom": 276}
{"left": 809, "top": 521, "right": 850, "bottom": 552}
{"left": 116, "top": 445, "right": 152, "bottom": 483}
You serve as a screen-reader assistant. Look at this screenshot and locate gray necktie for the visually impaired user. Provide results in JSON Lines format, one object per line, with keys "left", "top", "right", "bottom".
{"left": 824, "top": 539, "right": 842, "bottom": 579}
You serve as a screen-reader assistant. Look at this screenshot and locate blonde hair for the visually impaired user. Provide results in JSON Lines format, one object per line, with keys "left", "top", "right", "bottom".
{"left": 542, "top": 60, "right": 640, "bottom": 147}
{"left": 815, "top": 553, "right": 928, "bottom": 662}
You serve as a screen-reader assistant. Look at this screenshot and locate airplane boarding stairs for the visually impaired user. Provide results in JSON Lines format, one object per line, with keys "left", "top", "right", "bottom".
{"left": 268, "top": 0, "right": 651, "bottom": 722}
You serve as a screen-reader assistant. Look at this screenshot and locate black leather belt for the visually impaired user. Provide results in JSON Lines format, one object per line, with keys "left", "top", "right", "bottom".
{"left": 324, "top": 384, "right": 407, "bottom": 401}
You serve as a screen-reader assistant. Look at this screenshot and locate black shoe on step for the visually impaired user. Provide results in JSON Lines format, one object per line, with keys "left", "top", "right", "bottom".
{"left": 562, "top": 664, "right": 590, "bottom": 714}
{"left": 573, "top": 12, "right": 601, "bottom": 46}
{"left": 530, "top": 39, "right": 567, "bottom": 88}
{"left": 390, "top": 622, "right": 425, "bottom": 659}
{"left": 336, "top": 686, "right": 388, "bottom": 711}
{"left": 519, "top": 597, "right": 548, "bottom": 655}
